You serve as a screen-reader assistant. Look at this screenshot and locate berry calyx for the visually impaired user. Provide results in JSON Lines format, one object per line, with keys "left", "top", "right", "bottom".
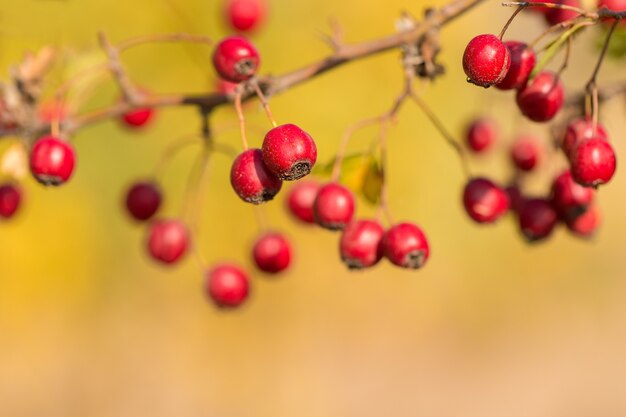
{"left": 516, "top": 71, "right": 564, "bottom": 122}
{"left": 0, "top": 183, "right": 22, "bottom": 218}
{"left": 511, "top": 135, "right": 542, "bottom": 172}
{"left": 565, "top": 205, "right": 601, "bottom": 238}
{"left": 339, "top": 219, "right": 384, "bottom": 269}
{"left": 224, "top": 0, "right": 266, "bottom": 32}
{"left": 518, "top": 198, "right": 558, "bottom": 242}
{"left": 146, "top": 219, "right": 189, "bottom": 264}
{"left": 465, "top": 117, "right": 499, "bottom": 153}
{"left": 462, "top": 34, "right": 511, "bottom": 87}
{"left": 286, "top": 181, "right": 320, "bottom": 224}
{"left": 381, "top": 222, "right": 430, "bottom": 269}
{"left": 496, "top": 41, "right": 536, "bottom": 90}
{"left": 313, "top": 182, "right": 356, "bottom": 230}
{"left": 125, "top": 181, "right": 162, "bottom": 221}
{"left": 570, "top": 137, "right": 617, "bottom": 187}
{"left": 262, "top": 124, "right": 317, "bottom": 181}
{"left": 230, "top": 148, "right": 282, "bottom": 204}
{"left": 550, "top": 169, "right": 594, "bottom": 220}
{"left": 212, "top": 35, "right": 260, "bottom": 82}
{"left": 206, "top": 263, "right": 250, "bottom": 308}
{"left": 462, "top": 177, "right": 510, "bottom": 224}
{"left": 121, "top": 107, "right": 155, "bottom": 128}
{"left": 29, "top": 135, "right": 76, "bottom": 186}
{"left": 252, "top": 232, "right": 292, "bottom": 274}
{"left": 562, "top": 117, "right": 608, "bottom": 159}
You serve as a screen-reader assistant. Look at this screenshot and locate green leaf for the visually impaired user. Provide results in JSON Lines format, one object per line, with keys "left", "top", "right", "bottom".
{"left": 531, "top": 23, "right": 587, "bottom": 78}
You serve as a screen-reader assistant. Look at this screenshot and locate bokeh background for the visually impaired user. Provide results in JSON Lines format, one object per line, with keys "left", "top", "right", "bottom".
{"left": 1, "top": 0, "right": 626, "bottom": 416}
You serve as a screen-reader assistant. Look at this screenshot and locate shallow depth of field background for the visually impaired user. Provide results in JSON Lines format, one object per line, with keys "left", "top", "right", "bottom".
{"left": 1, "top": 0, "right": 626, "bottom": 416}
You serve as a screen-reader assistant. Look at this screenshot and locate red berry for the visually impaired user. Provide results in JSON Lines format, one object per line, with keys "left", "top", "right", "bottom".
{"left": 262, "top": 124, "right": 317, "bottom": 180}
{"left": 217, "top": 79, "right": 239, "bottom": 95}
{"left": 224, "top": 0, "right": 266, "bottom": 32}
{"left": 29, "top": 135, "right": 76, "bottom": 186}
{"left": 598, "top": 0, "right": 626, "bottom": 11}
{"left": 313, "top": 183, "right": 356, "bottom": 230}
{"left": 381, "top": 223, "right": 430, "bottom": 269}
{"left": 465, "top": 118, "right": 498, "bottom": 153}
{"left": 147, "top": 219, "right": 189, "bottom": 264}
{"left": 286, "top": 181, "right": 320, "bottom": 224}
{"left": 212, "top": 35, "right": 260, "bottom": 82}
{"left": 462, "top": 34, "right": 511, "bottom": 87}
{"left": 544, "top": 0, "right": 581, "bottom": 25}
{"left": 511, "top": 135, "right": 542, "bottom": 172}
{"left": 206, "top": 263, "right": 250, "bottom": 308}
{"left": 339, "top": 219, "right": 384, "bottom": 269}
{"left": 505, "top": 183, "right": 526, "bottom": 213}
{"left": 252, "top": 232, "right": 292, "bottom": 274}
{"left": 566, "top": 205, "right": 601, "bottom": 238}
{"left": 562, "top": 117, "right": 608, "bottom": 159}
{"left": 516, "top": 71, "right": 564, "bottom": 122}
{"left": 0, "top": 183, "right": 22, "bottom": 218}
{"left": 121, "top": 107, "right": 154, "bottom": 128}
{"left": 518, "top": 198, "right": 558, "bottom": 242}
{"left": 496, "top": 41, "right": 536, "bottom": 90}
{"left": 230, "top": 148, "right": 282, "bottom": 204}
{"left": 570, "top": 138, "right": 617, "bottom": 187}
{"left": 125, "top": 181, "right": 162, "bottom": 221}
{"left": 462, "top": 178, "right": 510, "bottom": 224}
{"left": 550, "top": 169, "right": 594, "bottom": 220}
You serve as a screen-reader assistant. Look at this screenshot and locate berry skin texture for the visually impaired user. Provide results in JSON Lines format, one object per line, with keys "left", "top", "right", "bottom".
{"left": 496, "top": 41, "right": 536, "bottom": 90}
{"left": 566, "top": 205, "right": 601, "bottom": 238}
{"left": 313, "top": 183, "right": 356, "bottom": 231}
{"left": 551, "top": 170, "right": 594, "bottom": 220}
{"left": 206, "top": 264, "right": 250, "bottom": 308}
{"left": 29, "top": 135, "right": 76, "bottom": 186}
{"left": 570, "top": 138, "right": 617, "bottom": 187}
{"left": 562, "top": 117, "right": 608, "bottom": 159}
{"left": 0, "top": 183, "right": 22, "bottom": 219}
{"left": 147, "top": 219, "right": 189, "bottom": 264}
{"left": 212, "top": 35, "right": 260, "bottom": 83}
{"left": 252, "top": 232, "right": 292, "bottom": 274}
{"left": 125, "top": 181, "right": 162, "bottom": 221}
{"left": 382, "top": 223, "right": 430, "bottom": 269}
{"left": 224, "top": 0, "right": 266, "bottom": 32}
{"left": 466, "top": 118, "right": 499, "bottom": 153}
{"left": 518, "top": 199, "right": 558, "bottom": 242}
{"left": 463, "top": 178, "right": 510, "bottom": 224}
{"left": 339, "top": 219, "right": 385, "bottom": 269}
{"left": 544, "top": 0, "right": 582, "bottom": 25}
{"left": 121, "top": 107, "right": 155, "bottom": 128}
{"left": 262, "top": 124, "right": 317, "bottom": 181}
{"left": 230, "top": 148, "right": 282, "bottom": 204}
{"left": 286, "top": 181, "right": 320, "bottom": 224}
{"left": 516, "top": 71, "right": 564, "bottom": 122}
{"left": 462, "top": 34, "right": 511, "bottom": 87}
{"left": 511, "top": 136, "right": 542, "bottom": 172}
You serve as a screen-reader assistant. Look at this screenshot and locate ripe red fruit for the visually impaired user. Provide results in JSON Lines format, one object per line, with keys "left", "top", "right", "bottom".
{"left": 598, "top": 0, "right": 626, "bottom": 11}
{"left": 29, "top": 135, "right": 76, "bottom": 186}
{"left": 206, "top": 264, "right": 250, "bottom": 308}
{"left": 516, "top": 71, "right": 564, "bottom": 122}
{"left": 212, "top": 35, "right": 260, "bottom": 82}
{"left": 570, "top": 138, "right": 617, "bottom": 187}
{"left": 0, "top": 183, "right": 22, "bottom": 218}
{"left": 313, "top": 183, "right": 356, "bottom": 230}
{"left": 562, "top": 117, "right": 608, "bottom": 159}
{"left": 496, "top": 41, "right": 536, "bottom": 90}
{"left": 230, "top": 148, "right": 282, "bottom": 204}
{"left": 462, "top": 34, "right": 511, "bottom": 87}
{"left": 217, "top": 79, "right": 239, "bottom": 95}
{"left": 262, "top": 124, "right": 317, "bottom": 180}
{"left": 339, "top": 219, "right": 385, "bottom": 269}
{"left": 381, "top": 223, "right": 430, "bottom": 269}
{"left": 551, "top": 170, "right": 594, "bottom": 220}
{"left": 462, "top": 178, "right": 510, "bottom": 224}
{"left": 147, "top": 219, "right": 189, "bottom": 264}
{"left": 511, "top": 135, "right": 542, "bottom": 171}
{"left": 252, "top": 232, "right": 292, "bottom": 274}
{"left": 121, "top": 107, "right": 154, "bottom": 128}
{"left": 566, "top": 205, "right": 601, "bottom": 238}
{"left": 544, "top": 0, "right": 582, "bottom": 25}
{"left": 505, "top": 184, "right": 526, "bottom": 213}
{"left": 286, "top": 181, "right": 320, "bottom": 224}
{"left": 465, "top": 118, "right": 498, "bottom": 153}
{"left": 125, "top": 181, "right": 162, "bottom": 221}
{"left": 518, "top": 198, "right": 558, "bottom": 242}
{"left": 224, "top": 0, "right": 266, "bottom": 32}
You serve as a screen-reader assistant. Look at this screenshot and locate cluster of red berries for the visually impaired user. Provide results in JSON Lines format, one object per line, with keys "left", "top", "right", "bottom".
{"left": 528, "top": 0, "right": 626, "bottom": 26}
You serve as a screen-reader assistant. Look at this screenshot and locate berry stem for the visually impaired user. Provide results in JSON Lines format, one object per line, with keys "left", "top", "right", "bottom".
{"left": 502, "top": 1, "right": 586, "bottom": 16}
{"left": 251, "top": 80, "right": 278, "bottom": 128}
{"left": 377, "top": 121, "right": 394, "bottom": 225}
{"left": 234, "top": 89, "right": 249, "bottom": 150}
{"left": 498, "top": 5, "right": 525, "bottom": 40}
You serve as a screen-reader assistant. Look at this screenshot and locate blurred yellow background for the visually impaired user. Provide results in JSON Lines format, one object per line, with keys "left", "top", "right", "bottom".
{"left": 1, "top": 0, "right": 626, "bottom": 416}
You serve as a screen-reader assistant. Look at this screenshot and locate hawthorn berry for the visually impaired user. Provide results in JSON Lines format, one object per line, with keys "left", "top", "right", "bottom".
{"left": 217, "top": 79, "right": 239, "bottom": 95}
{"left": 544, "top": 0, "right": 582, "bottom": 25}
{"left": 0, "top": 183, "right": 22, "bottom": 218}
{"left": 570, "top": 137, "right": 616, "bottom": 187}
{"left": 511, "top": 135, "right": 542, "bottom": 172}
{"left": 146, "top": 219, "right": 189, "bottom": 264}
{"left": 313, "top": 182, "right": 355, "bottom": 230}
{"left": 29, "top": 135, "right": 76, "bottom": 186}
{"left": 462, "top": 177, "right": 510, "bottom": 224}
{"left": 465, "top": 118, "right": 499, "bottom": 153}
{"left": 125, "top": 181, "right": 162, "bottom": 221}
{"left": 230, "top": 148, "right": 282, "bottom": 204}
{"left": 496, "top": 41, "right": 536, "bottom": 90}
{"left": 206, "top": 263, "right": 250, "bottom": 308}
{"left": 462, "top": 34, "right": 511, "bottom": 87}
{"left": 598, "top": 0, "right": 626, "bottom": 11}
{"left": 381, "top": 223, "right": 430, "bottom": 269}
{"left": 339, "top": 219, "right": 384, "bottom": 269}
{"left": 518, "top": 198, "right": 558, "bottom": 242}
{"left": 550, "top": 170, "right": 594, "bottom": 220}
{"left": 212, "top": 35, "right": 260, "bottom": 82}
{"left": 224, "top": 0, "right": 266, "bottom": 32}
{"left": 562, "top": 117, "right": 608, "bottom": 159}
{"left": 252, "top": 232, "right": 292, "bottom": 274}
{"left": 516, "top": 71, "right": 564, "bottom": 122}
{"left": 262, "top": 124, "right": 317, "bottom": 181}
{"left": 565, "top": 205, "right": 601, "bottom": 238}
{"left": 505, "top": 184, "right": 526, "bottom": 214}
{"left": 121, "top": 107, "right": 154, "bottom": 128}
{"left": 286, "top": 181, "right": 320, "bottom": 224}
